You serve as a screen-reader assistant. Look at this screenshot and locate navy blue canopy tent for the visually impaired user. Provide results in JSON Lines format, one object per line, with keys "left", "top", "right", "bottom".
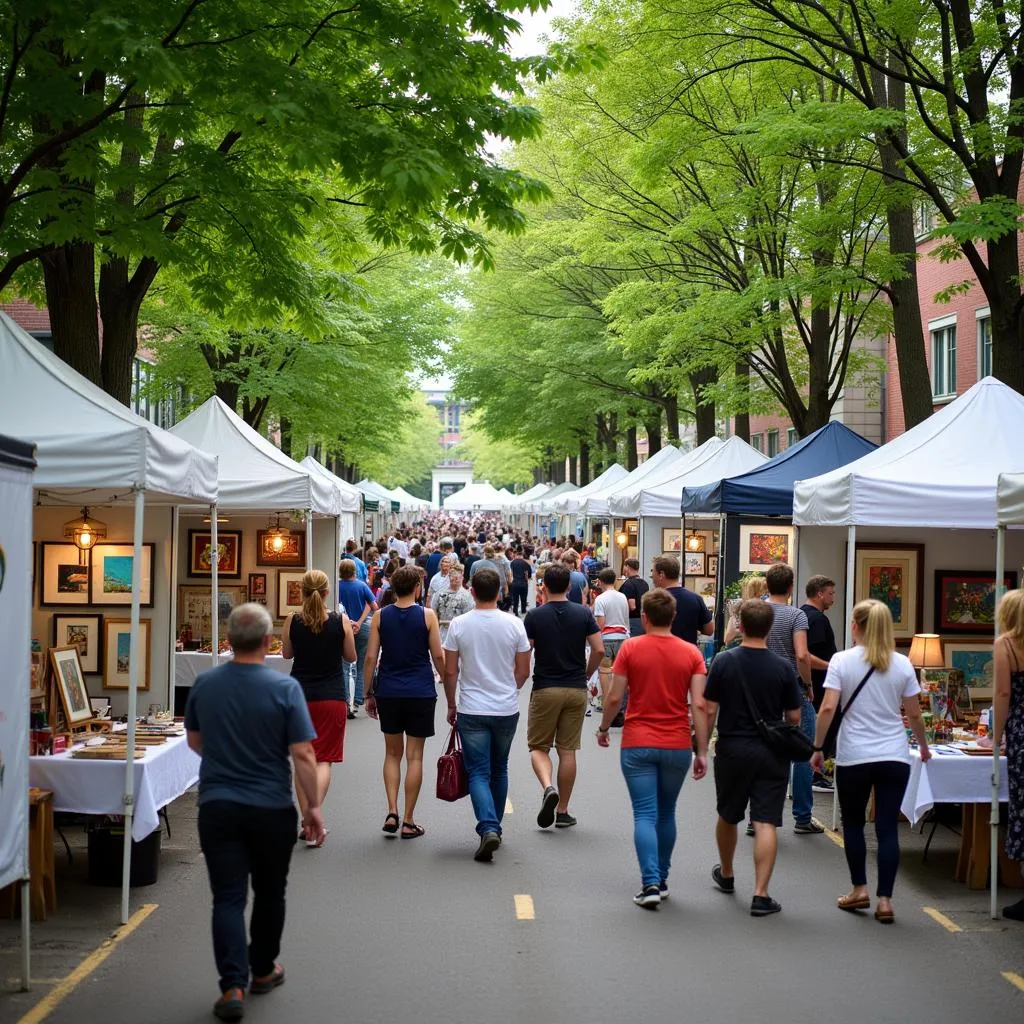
{"left": 680, "top": 421, "right": 877, "bottom": 516}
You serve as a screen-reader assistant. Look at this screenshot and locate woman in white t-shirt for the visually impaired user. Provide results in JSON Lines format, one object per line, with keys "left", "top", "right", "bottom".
{"left": 811, "top": 599, "right": 931, "bottom": 924}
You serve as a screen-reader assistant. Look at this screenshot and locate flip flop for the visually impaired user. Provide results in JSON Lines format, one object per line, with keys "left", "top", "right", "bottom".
{"left": 382, "top": 812, "right": 400, "bottom": 836}
{"left": 400, "top": 822, "right": 425, "bottom": 839}
{"left": 837, "top": 894, "right": 871, "bottom": 912}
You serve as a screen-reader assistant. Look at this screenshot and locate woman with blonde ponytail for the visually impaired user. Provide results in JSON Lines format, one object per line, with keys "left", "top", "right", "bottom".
{"left": 811, "top": 599, "right": 930, "bottom": 923}
{"left": 282, "top": 569, "right": 356, "bottom": 847}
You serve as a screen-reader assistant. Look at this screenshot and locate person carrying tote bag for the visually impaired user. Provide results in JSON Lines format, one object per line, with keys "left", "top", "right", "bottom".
{"left": 812, "top": 599, "right": 931, "bottom": 923}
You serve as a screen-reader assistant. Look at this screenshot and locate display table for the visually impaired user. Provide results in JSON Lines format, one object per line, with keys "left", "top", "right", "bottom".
{"left": 28, "top": 733, "right": 200, "bottom": 842}
{"left": 174, "top": 652, "right": 293, "bottom": 689}
{"left": 902, "top": 747, "right": 1020, "bottom": 890}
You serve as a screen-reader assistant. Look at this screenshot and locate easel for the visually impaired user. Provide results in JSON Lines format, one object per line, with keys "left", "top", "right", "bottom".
{"left": 42, "top": 651, "right": 106, "bottom": 743}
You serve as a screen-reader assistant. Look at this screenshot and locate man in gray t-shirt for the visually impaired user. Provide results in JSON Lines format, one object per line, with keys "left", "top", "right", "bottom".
{"left": 764, "top": 563, "right": 822, "bottom": 833}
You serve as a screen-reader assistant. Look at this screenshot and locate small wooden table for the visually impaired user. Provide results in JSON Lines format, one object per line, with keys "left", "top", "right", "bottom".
{"left": 0, "top": 788, "right": 57, "bottom": 920}
{"left": 955, "top": 804, "right": 1024, "bottom": 890}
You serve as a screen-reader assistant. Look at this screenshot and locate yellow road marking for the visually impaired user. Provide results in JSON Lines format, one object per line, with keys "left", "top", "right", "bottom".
{"left": 514, "top": 894, "right": 535, "bottom": 920}
{"left": 824, "top": 828, "right": 844, "bottom": 849}
{"left": 17, "top": 903, "right": 158, "bottom": 1024}
{"left": 922, "top": 906, "right": 962, "bottom": 933}
{"left": 505, "top": 797, "right": 513, "bottom": 814}
{"left": 1003, "top": 972, "right": 1024, "bottom": 994}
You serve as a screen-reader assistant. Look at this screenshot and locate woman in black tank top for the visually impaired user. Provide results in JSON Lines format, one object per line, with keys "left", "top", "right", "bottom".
{"left": 282, "top": 570, "right": 356, "bottom": 847}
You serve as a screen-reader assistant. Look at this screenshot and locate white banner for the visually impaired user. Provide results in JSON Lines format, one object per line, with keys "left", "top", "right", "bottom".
{"left": 0, "top": 461, "right": 33, "bottom": 891}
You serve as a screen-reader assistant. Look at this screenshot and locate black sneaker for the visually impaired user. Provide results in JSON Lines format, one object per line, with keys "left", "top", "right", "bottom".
{"left": 213, "top": 988, "right": 246, "bottom": 1021}
{"left": 812, "top": 776, "right": 834, "bottom": 792}
{"left": 745, "top": 822, "right": 755, "bottom": 837}
{"left": 659, "top": 880, "right": 669, "bottom": 900}
{"left": 474, "top": 832, "right": 500, "bottom": 862}
{"left": 794, "top": 819, "right": 825, "bottom": 834}
{"left": 537, "top": 786, "right": 558, "bottom": 829}
{"left": 633, "top": 884, "right": 661, "bottom": 909}
{"left": 1002, "top": 898, "right": 1024, "bottom": 921}
{"left": 750, "top": 895, "right": 782, "bottom": 917}
{"left": 711, "top": 865, "right": 735, "bottom": 893}
{"left": 555, "top": 812, "right": 577, "bottom": 829}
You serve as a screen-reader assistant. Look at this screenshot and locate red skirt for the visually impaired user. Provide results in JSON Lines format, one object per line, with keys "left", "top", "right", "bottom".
{"left": 307, "top": 699, "right": 347, "bottom": 763}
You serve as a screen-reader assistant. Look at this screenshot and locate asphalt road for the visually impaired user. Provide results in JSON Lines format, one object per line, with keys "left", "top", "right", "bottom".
{"left": 18, "top": 689, "right": 1024, "bottom": 1024}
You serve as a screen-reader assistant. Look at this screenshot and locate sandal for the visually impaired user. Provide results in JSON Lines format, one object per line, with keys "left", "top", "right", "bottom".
{"left": 837, "top": 894, "right": 871, "bottom": 912}
{"left": 874, "top": 907, "right": 895, "bottom": 924}
{"left": 250, "top": 963, "right": 285, "bottom": 995}
{"left": 382, "top": 812, "right": 400, "bottom": 835}
{"left": 400, "top": 822, "right": 425, "bottom": 839}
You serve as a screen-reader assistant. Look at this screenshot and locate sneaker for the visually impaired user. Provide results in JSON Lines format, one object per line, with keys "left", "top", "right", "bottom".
{"left": 537, "top": 786, "right": 559, "bottom": 829}
{"left": 1002, "top": 898, "right": 1024, "bottom": 921}
{"left": 745, "top": 822, "right": 755, "bottom": 837}
{"left": 555, "top": 812, "right": 577, "bottom": 829}
{"left": 633, "top": 884, "right": 661, "bottom": 909}
{"left": 213, "top": 988, "right": 245, "bottom": 1021}
{"left": 794, "top": 819, "right": 825, "bottom": 834}
{"left": 659, "top": 880, "right": 669, "bottom": 900}
{"left": 750, "top": 895, "right": 782, "bottom": 917}
{"left": 812, "top": 777, "right": 834, "bottom": 792}
{"left": 474, "top": 832, "right": 501, "bottom": 862}
{"left": 711, "top": 865, "right": 735, "bottom": 893}
{"left": 585, "top": 707, "right": 593, "bottom": 717}
{"left": 347, "top": 708, "right": 358, "bottom": 720}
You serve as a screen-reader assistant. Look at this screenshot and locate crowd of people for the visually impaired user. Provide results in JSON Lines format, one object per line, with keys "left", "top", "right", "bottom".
{"left": 182, "top": 512, "right": 1024, "bottom": 1021}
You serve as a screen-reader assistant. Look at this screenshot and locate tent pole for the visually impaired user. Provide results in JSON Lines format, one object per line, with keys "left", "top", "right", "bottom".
{"left": 305, "top": 510, "right": 313, "bottom": 571}
{"left": 121, "top": 485, "right": 145, "bottom": 925}
{"left": 334, "top": 516, "right": 342, "bottom": 613}
{"left": 20, "top": 880, "right": 29, "bottom": 990}
{"left": 168, "top": 506, "right": 180, "bottom": 711}
{"left": 717, "top": 514, "right": 727, "bottom": 647}
{"left": 210, "top": 505, "right": 219, "bottom": 668}
{"left": 834, "top": 524, "right": 857, "bottom": 832}
{"left": 992, "top": 524, "right": 1006, "bottom": 919}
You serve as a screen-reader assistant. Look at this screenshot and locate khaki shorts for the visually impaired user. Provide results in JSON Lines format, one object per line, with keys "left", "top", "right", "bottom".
{"left": 527, "top": 687, "right": 589, "bottom": 751}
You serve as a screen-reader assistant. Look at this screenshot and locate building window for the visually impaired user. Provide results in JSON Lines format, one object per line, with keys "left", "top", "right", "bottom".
{"left": 786, "top": 427, "right": 798, "bottom": 448}
{"left": 767, "top": 430, "right": 779, "bottom": 457}
{"left": 131, "top": 358, "right": 151, "bottom": 421}
{"left": 750, "top": 432, "right": 763, "bottom": 453}
{"left": 978, "top": 315, "right": 992, "bottom": 378}
{"left": 931, "top": 324, "right": 957, "bottom": 398}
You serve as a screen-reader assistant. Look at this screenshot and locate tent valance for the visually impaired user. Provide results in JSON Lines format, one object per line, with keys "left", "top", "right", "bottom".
{"left": 550, "top": 464, "right": 630, "bottom": 515}
{"left": 581, "top": 447, "right": 683, "bottom": 518}
{"left": 300, "top": 457, "right": 362, "bottom": 513}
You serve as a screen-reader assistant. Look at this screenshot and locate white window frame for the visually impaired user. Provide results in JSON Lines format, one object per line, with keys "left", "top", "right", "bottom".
{"left": 767, "top": 429, "right": 779, "bottom": 457}
{"left": 929, "top": 314, "right": 957, "bottom": 401}
{"left": 976, "top": 307, "right": 992, "bottom": 379}
{"left": 750, "top": 432, "right": 763, "bottom": 453}
{"left": 786, "top": 427, "right": 798, "bottom": 448}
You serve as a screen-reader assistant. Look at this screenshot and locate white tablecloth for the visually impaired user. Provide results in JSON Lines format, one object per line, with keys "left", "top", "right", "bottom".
{"left": 901, "top": 747, "right": 1009, "bottom": 825}
{"left": 175, "top": 652, "right": 293, "bottom": 688}
{"left": 29, "top": 733, "right": 201, "bottom": 841}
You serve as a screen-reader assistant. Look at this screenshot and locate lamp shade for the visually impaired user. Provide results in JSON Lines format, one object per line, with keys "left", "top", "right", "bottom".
{"left": 908, "top": 633, "right": 944, "bottom": 669}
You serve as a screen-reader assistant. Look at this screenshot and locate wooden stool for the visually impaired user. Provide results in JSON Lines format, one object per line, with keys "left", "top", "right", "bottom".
{"left": 955, "top": 803, "right": 1024, "bottom": 890}
{"left": 0, "top": 788, "right": 57, "bottom": 920}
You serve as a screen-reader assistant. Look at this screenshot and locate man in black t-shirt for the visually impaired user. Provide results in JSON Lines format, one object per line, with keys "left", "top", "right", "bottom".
{"left": 651, "top": 555, "right": 713, "bottom": 644}
{"left": 801, "top": 574, "right": 838, "bottom": 788}
{"left": 619, "top": 557, "right": 650, "bottom": 637}
{"left": 523, "top": 563, "right": 604, "bottom": 830}
{"left": 703, "top": 599, "right": 802, "bottom": 918}
{"left": 509, "top": 551, "right": 533, "bottom": 616}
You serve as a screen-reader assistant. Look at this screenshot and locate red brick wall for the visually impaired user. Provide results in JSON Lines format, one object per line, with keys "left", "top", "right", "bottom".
{"left": 1, "top": 298, "right": 50, "bottom": 333}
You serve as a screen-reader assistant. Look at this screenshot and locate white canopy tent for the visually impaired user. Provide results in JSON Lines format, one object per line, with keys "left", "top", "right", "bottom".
{"left": 794, "top": 378, "right": 1024, "bottom": 916}
{"left": 390, "top": 485, "right": 431, "bottom": 515}
{"left": 581, "top": 446, "right": 683, "bottom": 519}
{"left": 300, "top": 457, "right": 363, "bottom": 557}
{"left": 525, "top": 481, "right": 577, "bottom": 514}
{"left": 442, "top": 480, "right": 506, "bottom": 511}
{"left": 548, "top": 464, "right": 630, "bottom": 516}
{"left": 509, "top": 482, "right": 551, "bottom": 506}
{"left": 495, "top": 487, "right": 517, "bottom": 504}
{"left": 0, "top": 311, "right": 219, "bottom": 927}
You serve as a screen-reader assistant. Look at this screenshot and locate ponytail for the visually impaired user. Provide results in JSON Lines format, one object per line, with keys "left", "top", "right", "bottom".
{"left": 300, "top": 569, "right": 330, "bottom": 633}
{"left": 853, "top": 599, "right": 893, "bottom": 672}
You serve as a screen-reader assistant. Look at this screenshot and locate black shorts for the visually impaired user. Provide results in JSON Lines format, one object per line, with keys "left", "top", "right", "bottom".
{"left": 714, "top": 741, "right": 789, "bottom": 826}
{"left": 375, "top": 697, "right": 436, "bottom": 738}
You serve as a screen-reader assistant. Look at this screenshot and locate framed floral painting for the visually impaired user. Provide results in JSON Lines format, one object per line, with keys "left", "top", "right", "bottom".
{"left": 739, "top": 525, "right": 794, "bottom": 571}
{"left": 934, "top": 570, "right": 1018, "bottom": 635}
{"left": 187, "top": 530, "right": 242, "bottom": 579}
{"left": 852, "top": 543, "right": 924, "bottom": 644}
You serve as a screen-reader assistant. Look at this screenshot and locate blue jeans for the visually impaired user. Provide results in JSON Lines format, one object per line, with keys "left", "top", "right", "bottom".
{"left": 792, "top": 697, "right": 817, "bottom": 824}
{"left": 457, "top": 712, "right": 520, "bottom": 836}
{"left": 620, "top": 747, "right": 692, "bottom": 887}
{"left": 344, "top": 620, "right": 371, "bottom": 705}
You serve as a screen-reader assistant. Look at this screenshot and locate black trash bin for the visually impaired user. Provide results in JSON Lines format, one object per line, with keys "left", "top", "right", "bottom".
{"left": 88, "top": 822, "right": 161, "bottom": 887}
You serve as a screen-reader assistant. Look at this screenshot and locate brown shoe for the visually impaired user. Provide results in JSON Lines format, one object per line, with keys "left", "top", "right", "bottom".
{"left": 213, "top": 987, "right": 245, "bottom": 1021}
{"left": 250, "top": 963, "right": 285, "bottom": 994}
{"left": 874, "top": 907, "right": 895, "bottom": 924}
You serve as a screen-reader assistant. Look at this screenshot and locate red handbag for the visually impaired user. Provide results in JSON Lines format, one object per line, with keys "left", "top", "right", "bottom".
{"left": 436, "top": 726, "right": 469, "bottom": 802}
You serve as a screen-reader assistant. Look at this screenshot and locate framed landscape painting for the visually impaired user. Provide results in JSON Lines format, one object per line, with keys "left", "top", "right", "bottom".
{"left": 934, "top": 570, "right": 1018, "bottom": 635}
{"left": 39, "top": 542, "right": 91, "bottom": 606}
{"left": 89, "top": 543, "right": 155, "bottom": 607}
{"left": 53, "top": 613, "right": 103, "bottom": 674}
{"left": 187, "top": 530, "right": 242, "bottom": 579}
{"left": 853, "top": 543, "right": 924, "bottom": 644}
{"left": 739, "top": 524, "right": 795, "bottom": 571}
{"left": 103, "top": 617, "right": 151, "bottom": 690}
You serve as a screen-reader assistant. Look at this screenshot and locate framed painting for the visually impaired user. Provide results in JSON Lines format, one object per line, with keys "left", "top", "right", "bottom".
{"left": 693, "top": 576, "right": 716, "bottom": 608}
{"left": 48, "top": 645, "right": 94, "bottom": 726}
{"left": 257, "top": 529, "right": 306, "bottom": 567}
{"left": 739, "top": 524, "right": 795, "bottom": 571}
{"left": 52, "top": 613, "right": 103, "bottom": 674}
{"left": 248, "top": 572, "right": 268, "bottom": 600}
{"left": 852, "top": 543, "right": 924, "bottom": 644}
{"left": 277, "top": 571, "right": 306, "bottom": 618}
{"left": 944, "top": 642, "right": 995, "bottom": 693}
{"left": 178, "top": 585, "right": 248, "bottom": 639}
{"left": 187, "top": 530, "right": 242, "bottom": 579}
{"left": 707, "top": 554, "right": 719, "bottom": 577}
{"left": 39, "top": 542, "right": 91, "bottom": 606}
{"left": 683, "top": 551, "right": 706, "bottom": 576}
{"left": 103, "top": 617, "right": 151, "bottom": 690}
{"left": 89, "top": 543, "right": 155, "bottom": 607}
{"left": 934, "top": 569, "right": 1018, "bottom": 635}
{"left": 661, "top": 528, "right": 683, "bottom": 552}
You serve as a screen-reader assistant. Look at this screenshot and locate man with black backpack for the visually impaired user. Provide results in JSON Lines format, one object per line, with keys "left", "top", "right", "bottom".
{"left": 702, "top": 599, "right": 802, "bottom": 917}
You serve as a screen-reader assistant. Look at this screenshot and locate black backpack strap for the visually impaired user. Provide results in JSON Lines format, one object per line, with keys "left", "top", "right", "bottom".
{"left": 729, "top": 651, "right": 766, "bottom": 729}
{"left": 840, "top": 666, "right": 875, "bottom": 716}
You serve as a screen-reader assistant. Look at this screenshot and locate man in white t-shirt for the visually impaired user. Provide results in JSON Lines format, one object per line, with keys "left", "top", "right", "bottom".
{"left": 593, "top": 568, "right": 631, "bottom": 712}
{"left": 442, "top": 566, "right": 532, "bottom": 863}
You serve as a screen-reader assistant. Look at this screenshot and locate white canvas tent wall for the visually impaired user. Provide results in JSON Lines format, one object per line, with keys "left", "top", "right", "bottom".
{"left": 581, "top": 446, "right": 682, "bottom": 519}
{"left": 442, "top": 480, "right": 506, "bottom": 511}
{"left": 550, "top": 464, "right": 630, "bottom": 515}
{"left": 390, "top": 486, "right": 430, "bottom": 515}
{"left": 0, "top": 433, "right": 35, "bottom": 990}
{"left": 0, "top": 311, "right": 219, "bottom": 927}
{"left": 793, "top": 378, "right": 1024, "bottom": 913}
{"left": 300, "top": 457, "right": 363, "bottom": 586}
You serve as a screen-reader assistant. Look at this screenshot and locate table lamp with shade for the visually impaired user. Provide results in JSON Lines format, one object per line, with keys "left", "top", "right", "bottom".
{"left": 908, "top": 633, "right": 944, "bottom": 681}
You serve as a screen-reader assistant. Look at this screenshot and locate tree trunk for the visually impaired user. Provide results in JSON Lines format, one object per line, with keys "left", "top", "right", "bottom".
{"left": 663, "top": 394, "right": 680, "bottom": 445}
{"left": 579, "top": 439, "right": 591, "bottom": 485}
{"left": 551, "top": 459, "right": 566, "bottom": 484}
{"left": 98, "top": 256, "right": 147, "bottom": 405}
{"left": 733, "top": 360, "right": 750, "bottom": 442}
{"left": 604, "top": 411, "right": 619, "bottom": 467}
{"left": 803, "top": 300, "right": 833, "bottom": 434}
{"left": 568, "top": 453, "right": 578, "bottom": 485}
{"left": 41, "top": 244, "right": 102, "bottom": 387}
{"left": 988, "top": 230, "right": 1024, "bottom": 393}
{"left": 644, "top": 414, "right": 663, "bottom": 455}
{"left": 689, "top": 367, "right": 718, "bottom": 444}
{"left": 279, "top": 417, "right": 292, "bottom": 458}
{"left": 626, "top": 424, "right": 639, "bottom": 470}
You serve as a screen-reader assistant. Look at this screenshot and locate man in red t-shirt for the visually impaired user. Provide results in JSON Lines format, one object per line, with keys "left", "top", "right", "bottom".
{"left": 596, "top": 589, "right": 709, "bottom": 910}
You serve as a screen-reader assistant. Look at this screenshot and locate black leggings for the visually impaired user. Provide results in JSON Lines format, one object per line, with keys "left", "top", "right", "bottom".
{"left": 835, "top": 761, "right": 911, "bottom": 899}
